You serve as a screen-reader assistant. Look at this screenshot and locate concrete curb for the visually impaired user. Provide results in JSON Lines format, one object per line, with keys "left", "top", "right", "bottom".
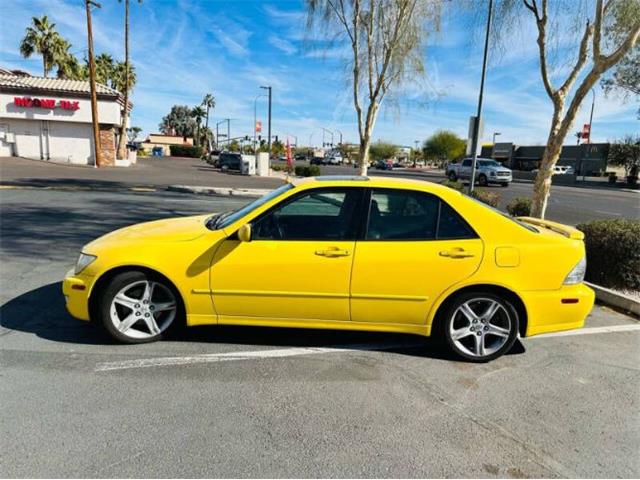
{"left": 167, "top": 185, "right": 271, "bottom": 198}
{"left": 586, "top": 282, "right": 640, "bottom": 317}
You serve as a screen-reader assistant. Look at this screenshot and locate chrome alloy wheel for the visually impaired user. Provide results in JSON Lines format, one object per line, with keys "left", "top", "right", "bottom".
{"left": 449, "top": 297, "right": 512, "bottom": 358}
{"left": 109, "top": 280, "right": 177, "bottom": 340}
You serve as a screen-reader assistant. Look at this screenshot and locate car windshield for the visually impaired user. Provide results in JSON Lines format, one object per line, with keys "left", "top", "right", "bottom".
{"left": 207, "top": 183, "right": 295, "bottom": 230}
{"left": 479, "top": 160, "right": 502, "bottom": 167}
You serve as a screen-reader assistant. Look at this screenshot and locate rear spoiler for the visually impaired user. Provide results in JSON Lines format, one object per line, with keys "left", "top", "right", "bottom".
{"left": 517, "top": 217, "right": 584, "bottom": 240}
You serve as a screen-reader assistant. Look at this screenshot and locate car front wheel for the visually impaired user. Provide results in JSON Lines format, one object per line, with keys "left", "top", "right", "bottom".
{"left": 448, "top": 171, "right": 457, "bottom": 181}
{"left": 478, "top": 174, "right": 488, "bottom": 186}
{"left": 442, "top": 293, "right": 518, "bottom": 362}
{"left": 100, "top": 271, "right": 182, "bottom": 343}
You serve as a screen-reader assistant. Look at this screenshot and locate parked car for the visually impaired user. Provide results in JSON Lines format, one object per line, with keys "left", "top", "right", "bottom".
{"left": 310, "top": 156, "right": 325, "bottom": 165}
{"left": 533, "top": 165, "right": 575, "bottom": 175}
{"left": 447, "top": 158, "right": 512, "bottom": 187}
{"left": 218, "top": 152, "right": 242, "bottom": 171}
{"left": 63, "top": 176, "right": 593, "bottom": 362}
{"left": 294, "top": 153, "right": 307, "bottom": 161}
{"left": 374, "top": 160, "right": 393, "bottom": 170}
{"left": 325, "top": 155, "right": 342, "bottom": 165}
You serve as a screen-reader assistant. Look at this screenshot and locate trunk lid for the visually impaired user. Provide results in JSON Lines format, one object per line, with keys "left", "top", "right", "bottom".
{"left": 517, "top": 217, "right": 584, "bottom": 240}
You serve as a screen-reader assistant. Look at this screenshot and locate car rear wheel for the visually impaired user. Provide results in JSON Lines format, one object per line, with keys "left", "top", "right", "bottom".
{"left": 442, "top": 292, "right": 518, "bottom": 362}
{"left": 100, "top": 271, "right": 182, "bottom": 343}
{"left": 478, "top": 174, "right": 488, "bottom": 186}
{"left": 448, "top": 171, "right": 457, "bottom": 181}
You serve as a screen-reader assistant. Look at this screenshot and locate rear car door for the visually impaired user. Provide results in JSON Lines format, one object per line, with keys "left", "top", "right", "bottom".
{"left": 459, "top": 159, "right": 472, "bottom": 179}
{"left": 350, "top": 188, "right": 483, "bottom": 325}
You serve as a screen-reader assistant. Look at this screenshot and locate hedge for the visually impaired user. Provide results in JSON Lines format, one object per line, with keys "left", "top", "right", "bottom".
{"left": 294, "top": 165, "right": 321, "bottom": 177}
{"left": 576, "top": 219, "right": 640, "bottom": 290}
{"left": 169, "top": 145, "right": 203, "bottom": 158}
{"left": 506, "top": 197, "right": 532, "bottom": 217}
{"left": 470, "top": 190, "right": 501, "bottom": 208}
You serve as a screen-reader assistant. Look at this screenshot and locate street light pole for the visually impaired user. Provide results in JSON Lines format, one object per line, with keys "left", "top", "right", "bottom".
{"left": 587, "top": 88, "right": 595, "bottom": 144}
{"left": 260, "top": 86, "right": 272, "bottom": 157}
{"left": 85, "top": 0, "right": 102, "bottom": 168}
{"left": 469, "top": 0, "right": 493, "bottom": 194}
{"left": 492, "top": 132, "right": 501, "bottom": 144}
{"left": 335, "top": 129, "right": 343, "bottom": 145}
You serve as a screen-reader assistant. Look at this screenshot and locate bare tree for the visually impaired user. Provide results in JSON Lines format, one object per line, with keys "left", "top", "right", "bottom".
{"left": 306, "top": 0, "right": 441, "bottom": 175}
{"left": 523, "top": 0, "right": 640, "bottom": 218}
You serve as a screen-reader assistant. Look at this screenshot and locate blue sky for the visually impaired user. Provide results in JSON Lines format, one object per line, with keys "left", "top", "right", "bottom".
{"left": 1, "top": 0, "right": 637, "bottom": 147}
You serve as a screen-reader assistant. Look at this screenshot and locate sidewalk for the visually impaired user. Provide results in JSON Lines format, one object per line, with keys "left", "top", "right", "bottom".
{"left": 0, "top": 156, "right": 284, "bottom": 192}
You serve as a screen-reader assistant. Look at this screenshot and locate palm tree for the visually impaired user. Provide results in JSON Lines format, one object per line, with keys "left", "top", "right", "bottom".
{"left": 53, "top": 39, "right": 86, "bottom": 80}
{"left": 94, "top": 53, "right": 115, "bottom": 86}
{"left": 19, "top": 16, "right": 65, "bottom": 77}
{"left": 117, "top": 0, "right": 142, "bottom": 160}
{"left": 202, "top": 93, "right": 216, "bottom": 130}
{"left": 111, "top": 61, "right": 136, "bottom": 93}
{"left": 191, "top": 106, "right": 206, "bottom": 147}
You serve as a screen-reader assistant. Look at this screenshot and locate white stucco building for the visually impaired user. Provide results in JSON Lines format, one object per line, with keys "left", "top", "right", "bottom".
{"left": 0, "top": 72, "right": 128, "bottom": 166}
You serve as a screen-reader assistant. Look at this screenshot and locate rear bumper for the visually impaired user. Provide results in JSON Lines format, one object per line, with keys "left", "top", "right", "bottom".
{"left": 62, "top": 269, "right": 93, "bottom": 321}
{"left": 521, "top": 283, "right": 595, "bottom": 337}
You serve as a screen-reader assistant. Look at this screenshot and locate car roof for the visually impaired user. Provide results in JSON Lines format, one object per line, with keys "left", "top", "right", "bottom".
{"left": 291, "top": 175, "right": 459, "bottom": 195}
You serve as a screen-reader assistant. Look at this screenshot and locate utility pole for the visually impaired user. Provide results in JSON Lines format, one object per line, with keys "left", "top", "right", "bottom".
{"left": 85, "top": 0, "right": 102, "bottom": 167}
{"left": 260, "top": 86, "right": 272, "bottom": 158}
{"left": 469, "top": 0, "right": 493, "bottom": 193}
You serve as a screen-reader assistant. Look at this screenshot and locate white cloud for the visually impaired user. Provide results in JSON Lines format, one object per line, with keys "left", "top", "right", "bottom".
{"left": 268, "top": 35, "right": 297, "bottom": 55}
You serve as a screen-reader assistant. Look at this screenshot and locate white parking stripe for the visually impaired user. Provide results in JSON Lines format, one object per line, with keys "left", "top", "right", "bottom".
{"left": 529, "top": 323, "right": 640, "bottom": 339}
{"left": 94, "top": 342, "right": 417, "bottom": 372}
{"left": 95, "top": 324, "right": 640, "bottom": 372}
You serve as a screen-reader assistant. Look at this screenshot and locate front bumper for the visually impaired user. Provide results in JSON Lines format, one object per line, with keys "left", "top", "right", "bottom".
{"left": 491, "top": 173, "right": 512, "bottom": 183}
{"left": 62, "top": 269, "right": 94, "bottom": 321}
{"left": 521, "top": 283, "right": 595, "bottom": 337}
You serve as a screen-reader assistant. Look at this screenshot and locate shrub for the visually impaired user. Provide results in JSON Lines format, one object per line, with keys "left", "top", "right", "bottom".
{"left": 137, "top": 149, "right": 149, "bottom": 157}
{"left": 441, "top": 179, "right": 464, "bottom": 191}
{"left": 169, "top": 145, "right": 203, "bottom": 158}
{"left": 469, "top": 189, "right": 501, "bottom": 208}
{"left": 576, "top": 219, "right": 640, "bottom": 290}
{"left": 271, "top": 164, "right": 284, "bottom": 172}
{"left": 294, "top": 165, "right": 321, "bottom": 177}
{"left": 506, "top": 197, "right": 532, "bottom": 217}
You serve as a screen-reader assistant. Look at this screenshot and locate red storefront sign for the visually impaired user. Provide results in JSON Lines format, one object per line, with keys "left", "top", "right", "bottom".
{"left": 13, "top": 97, "right": 80, "bottom": 111}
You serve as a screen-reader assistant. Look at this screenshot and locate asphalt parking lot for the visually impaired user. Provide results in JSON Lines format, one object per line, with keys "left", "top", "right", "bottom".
{"left": 1, "top": 188, "right": 639, "bottom": 478}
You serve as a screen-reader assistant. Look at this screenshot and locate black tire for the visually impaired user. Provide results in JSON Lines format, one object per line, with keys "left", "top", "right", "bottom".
{"left": 500, "top": 182, "right": 509, "bottom": 187}
{"left": 99, "top": 270, "right": 184, "bottom": 344}
{"left": 448, "top": 171, "right": 457, "bottom": 181}
{"left": 478, "top": 174, "right": 488, "bottom": 187}
{"left": 441, "top": 292, "right": 519, "bottom": 362}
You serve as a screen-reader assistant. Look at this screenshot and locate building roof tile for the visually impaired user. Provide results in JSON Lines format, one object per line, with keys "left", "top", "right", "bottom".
{"left": 0, "top": 73, "right": 120, "bottom": 97}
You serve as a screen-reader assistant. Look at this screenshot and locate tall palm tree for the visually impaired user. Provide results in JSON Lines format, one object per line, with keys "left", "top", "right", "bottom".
{"left": 94, "top": 53, "right": 115, "bottom": 86}
{"left": 117, "top": 0, "right": 142, "bottom": 160}
{"left": 202, "top": 93, "right": 216, "bottom": 130}
{"left": 191, "top": 106, "right": 206, "bottom": 147}
{"left": 112, "top": 61, "right": 136, "bottom": 94}
{"left": 19, "top": 16, "right": 65, "bottom": 77}
{"left": 53, "top": 39, "right": 86, "bottom": 80}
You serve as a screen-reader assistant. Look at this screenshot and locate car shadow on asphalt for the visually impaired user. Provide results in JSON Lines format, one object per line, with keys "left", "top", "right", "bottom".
{"left": 0, "top": 281, "right": 526, "bottom": 360}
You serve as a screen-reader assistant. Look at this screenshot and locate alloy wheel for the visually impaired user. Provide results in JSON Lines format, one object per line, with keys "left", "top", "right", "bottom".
{"left": 449, "top": 297, "right": 512, "bottom": 358}
{"left": 109, "top": 280, "right": 177, "bottom": 340}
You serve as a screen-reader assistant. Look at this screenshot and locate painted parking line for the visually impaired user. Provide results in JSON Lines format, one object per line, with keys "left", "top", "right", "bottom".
{"left": 529, "top": 323, "right": 640, "bottom": 339}
{"left": 95, "top": 342, "right": 418, "bottom": 372}
{"left": 95, "top": 324, "right": 640, "bottom": 372}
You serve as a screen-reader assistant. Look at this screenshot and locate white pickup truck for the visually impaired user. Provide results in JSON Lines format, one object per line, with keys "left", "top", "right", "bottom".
{"left": 446, "top": 157, "right": 513, "bottom": 187}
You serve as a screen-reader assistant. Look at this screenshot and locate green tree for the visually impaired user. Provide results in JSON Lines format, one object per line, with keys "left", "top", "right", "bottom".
{"left": 159, "top": 105, "right": 197, "bottom": 138}
{"left": 608, "top": 134, "right": 640, "bottom": 178}
{"left": 369, "top": 141, "right": 398, "bottom": 161}
{"left": 271, "top": 139, "right": 285, "bottom": 157}
{"left": 202, "top": 93, "right": 216, "bottom": 130}
{"left": 306, "top": 0, "right": 443, "bottom": 175}
{"left": 191, "top": 105, "right": 206, "bottom": 147}
{"left": 94, "top": 53, "right": 115, "bottom": 85}
{"left": 126, "top": 126, "right": 142, "bottom": 143}
{"left": 19, "top": 15, "right": 66, "bottom": 77}
{"left": 228, "top": 139, "right": 241, "bottom": 152}
{"left": 423, "top": 130, "right": 466, "bottom": 165}
{"left": 53, "top": 39, "right": 86, "bottom": 80}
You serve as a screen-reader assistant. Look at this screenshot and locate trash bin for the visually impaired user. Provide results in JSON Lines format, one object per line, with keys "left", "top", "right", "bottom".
{"left": 241, "top": 156, "right": 256, "bottom": 175}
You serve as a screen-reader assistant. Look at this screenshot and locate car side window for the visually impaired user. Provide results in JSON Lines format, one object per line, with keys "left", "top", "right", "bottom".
{"left": 437, "top": 201, "right": 476, "bottom": 239}
{"left": 252, "top": 188, "right": 362, "bottom": 240}
{"left": 462, "top": 159, "right": 472, "bottom": 167}
{"left": 367, "top": 189, "right": 439, "bottom": 240}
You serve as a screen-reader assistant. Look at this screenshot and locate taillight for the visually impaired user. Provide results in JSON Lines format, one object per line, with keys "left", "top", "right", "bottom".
{"left": 564, "top": 256, "right": 586, "bottom": 285}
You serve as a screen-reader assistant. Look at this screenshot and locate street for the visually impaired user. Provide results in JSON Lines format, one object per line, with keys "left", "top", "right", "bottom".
{"left": 1, "top": 188, "right": 639, "bottom": 477}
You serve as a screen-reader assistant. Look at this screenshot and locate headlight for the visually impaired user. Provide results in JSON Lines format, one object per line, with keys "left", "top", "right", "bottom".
{"left": 564, "top": 256, "right": 586, "bottom": 285}
{"left": 75, "top": 253, "right": 97, "bottom": 275}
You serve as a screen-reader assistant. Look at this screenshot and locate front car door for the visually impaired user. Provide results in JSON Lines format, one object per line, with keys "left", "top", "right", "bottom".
{"left": 350, "top": 188, "right": 483, "bottom": 325}
{"left": 210, "top": 187, "right": 365, "bottom": 322}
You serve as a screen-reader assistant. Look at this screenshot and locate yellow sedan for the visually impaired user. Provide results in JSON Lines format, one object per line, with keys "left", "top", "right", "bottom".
{"left": 63, "top": 176, "right": 594, "bottom": 362}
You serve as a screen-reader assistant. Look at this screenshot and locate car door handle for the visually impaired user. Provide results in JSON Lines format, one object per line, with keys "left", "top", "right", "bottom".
{"left": 315, "top": 248, "right": 350, "bottom": 257}
{"left": 439, "top": 249, "right": 475, "bottom": 259}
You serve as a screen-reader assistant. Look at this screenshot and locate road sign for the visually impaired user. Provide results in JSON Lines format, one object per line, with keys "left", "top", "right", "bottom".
{"left": 581, "top": 123, "right": 590, "bottom": 139}
{"left": 255, "top": 121, "right": 262, "bottom": 133}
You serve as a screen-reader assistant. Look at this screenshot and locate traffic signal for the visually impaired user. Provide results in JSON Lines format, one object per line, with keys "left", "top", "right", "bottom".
{"left": 244, "top": 135, "right": 249, "bottom": 141}
{"left": 274, "top": 135, "right": 279, "bottom": 142}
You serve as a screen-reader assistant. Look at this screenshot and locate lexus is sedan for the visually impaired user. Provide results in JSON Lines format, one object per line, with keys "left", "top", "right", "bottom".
{"left": 63, "top": 176, "right": 594, "bottom": 362}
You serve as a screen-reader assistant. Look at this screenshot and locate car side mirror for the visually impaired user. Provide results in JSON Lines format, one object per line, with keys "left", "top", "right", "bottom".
{"left": 238, "top": 224, "right": 252, "bottom": 242}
